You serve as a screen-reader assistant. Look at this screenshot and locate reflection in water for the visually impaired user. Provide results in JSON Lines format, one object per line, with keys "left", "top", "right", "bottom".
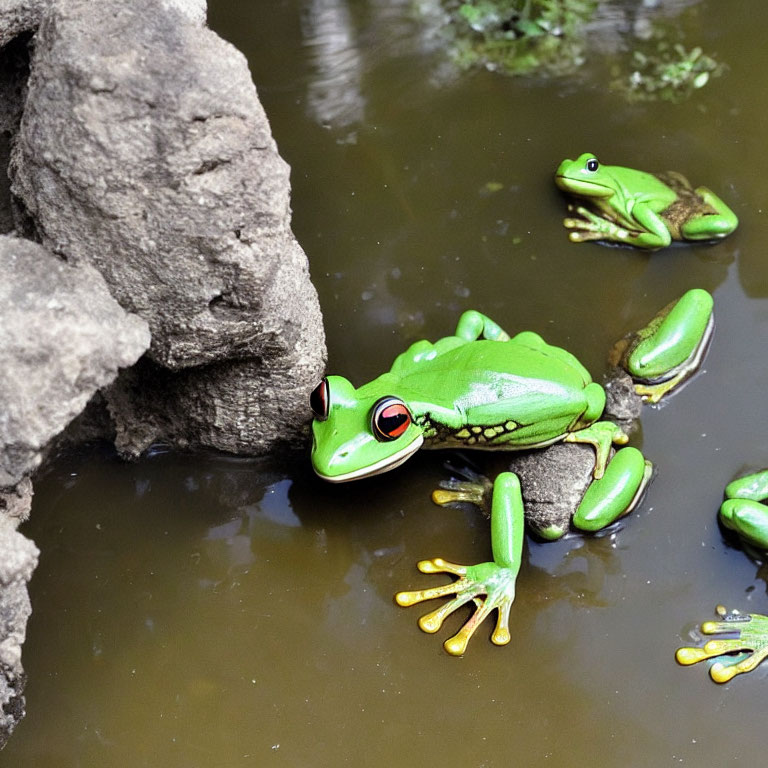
{"left": 301, "top": 0, "right": 365, "bottom": 128}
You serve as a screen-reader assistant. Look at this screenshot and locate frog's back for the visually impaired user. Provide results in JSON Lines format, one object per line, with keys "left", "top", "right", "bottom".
{"left": 396, "top": 338, "right": 601, "bottom": 449}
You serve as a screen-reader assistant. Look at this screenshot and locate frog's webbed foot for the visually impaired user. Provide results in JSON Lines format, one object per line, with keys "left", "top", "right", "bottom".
{"left": 610, "top": 288, "right": 714, "bottom": 404}
{"left": 395, "top": 558, "right": 516, "bottom": 655}
{"left": 563, "top": 205, "right": 632, "bottom": 243}
{"left": 676, "top": 606, "right": 768, "bottom": 682}
{"left": 397, "top": 472, "right": 524, "bottom": 655}
{"left": 563, "top": 420, "right": 628, "bottom": 478}
{"left": 431, "top": 465, "right": 494, "bottom": 515}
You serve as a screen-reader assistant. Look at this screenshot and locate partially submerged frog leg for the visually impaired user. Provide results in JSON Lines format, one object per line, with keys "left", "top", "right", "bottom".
{"left": 610, "top": 288, "right": 714, "bottom": 404}
{"left": 454, "top": 310, "right": 511, "bottom": 342}
{"left": 680, "top": 187, "right": 739, "bottom": 241}
{"left": 395, "top": 472, "right": 524, "bottom": 655}
{"left": 720, "top": 470, "right": 768, "bottom": 551}
{"left": 431, "top": 471, "right": 494, "bottom": 514}
{"left": 563, "top": 420, "right": 628, "bottom": 479}
{"left": 676, "top": 607, "right": 768, "bottom": 683}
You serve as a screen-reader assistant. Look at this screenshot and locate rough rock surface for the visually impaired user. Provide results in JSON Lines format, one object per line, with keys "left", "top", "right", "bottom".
{"left": 0, "top": 479, "right": 38, "bottom": 749}
{"left": 507, "top": 443, "right": 598, "bottom": 535}
{"left": 0, "top": 235, "right": 150, "bottom": 488}
{"left": 10, "top": 0, "right": 326, "bottom": 456}
{"left": 0, "top": 0, "right": 46, "bottom": 48}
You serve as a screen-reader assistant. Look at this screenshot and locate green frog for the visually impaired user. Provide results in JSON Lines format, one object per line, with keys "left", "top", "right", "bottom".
{"left": 311, "top": 289, "right": 714, "bottom": 655}
{"left": 677, "top": 470, "right": 768, "bottom": 682}
{"left": 555, "top": 153, "right": 738, "bottom": 249}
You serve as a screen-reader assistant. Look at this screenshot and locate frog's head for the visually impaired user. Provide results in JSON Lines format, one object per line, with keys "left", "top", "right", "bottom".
{"left": 310, "top": 375, "right": 424, "bottom": 483}
{"left": 555, "top": 153, "right": 613, "bottom": 199}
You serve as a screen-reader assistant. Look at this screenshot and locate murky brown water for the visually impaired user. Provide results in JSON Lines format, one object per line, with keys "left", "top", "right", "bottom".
{"left": 5, "top": 1, "right": 768, "bottom": 765}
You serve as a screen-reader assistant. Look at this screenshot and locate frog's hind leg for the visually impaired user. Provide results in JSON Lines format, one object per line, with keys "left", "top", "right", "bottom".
{"left": 719, "top": 470, "right": 768, "bottom": 552}
{"left": 571, "top": 447, "right": 653, "bottom": 533}
{"left": 680, "top": 187, "right": 739, "bottom": 240}
{"left": 395, "top": 472, "right": 524, "bottom": 655}
{"left": 610, "top": 288, "right": 714, "bottom": 404}
{"left": 454, "top": 310, "right": 511, "bottom": 342}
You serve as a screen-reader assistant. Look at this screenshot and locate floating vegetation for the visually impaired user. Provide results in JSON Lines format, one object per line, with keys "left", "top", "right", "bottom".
{"left": 441, "top": 0, "right": 598, "bottom": 76}
{"left": 613, "top": 40, "right": 724, "bottom": 103}
{"left": 419, "top": 0, "right": 725, "bottom": 102}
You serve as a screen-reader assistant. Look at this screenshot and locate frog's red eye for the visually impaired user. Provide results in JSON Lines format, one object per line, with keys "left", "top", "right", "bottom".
{"left": 310, "top": 378, "right": 329, "bottom": 421}
{"left": 586, "top": 158, "right": 599, "bottom": 172}
{"left": 371, "top": 397, "right": 412, "bottom": 442}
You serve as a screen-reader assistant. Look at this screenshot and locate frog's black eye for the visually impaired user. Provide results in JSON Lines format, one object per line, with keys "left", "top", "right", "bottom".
{"left": 371, "top": 397, "right": 412, "bottom": 442}
{"left": 310, "top": 378, "right": 330, "bottom": 421}
{"left": 586, "top": 158, "right": 599, "bottom": 172}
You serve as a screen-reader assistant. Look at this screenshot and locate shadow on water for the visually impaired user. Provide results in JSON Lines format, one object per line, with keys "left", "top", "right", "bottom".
{"left": 6, "top": 0, "right": 768, "bottom": 765}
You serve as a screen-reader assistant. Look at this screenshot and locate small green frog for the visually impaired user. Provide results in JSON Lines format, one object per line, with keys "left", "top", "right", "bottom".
{"left": 677, "top": 470, "right": 768, "bottom": 682}
{"left": 555, "top": 153, "right": 738, "bottom": 249}
{"left": 311, "top": 289, "right": 714, "bottom": 655}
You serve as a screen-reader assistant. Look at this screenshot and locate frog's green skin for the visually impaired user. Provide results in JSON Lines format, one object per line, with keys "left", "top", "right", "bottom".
{"left": 610, "top": 289, "right": 714, "bottom": 403}
{"left": 555, "top": 153, "right": 738, "bottom": 249}
{"left": 677, "top": 470, "right": 768, "bottom": 682}
{"left": 311, "top": 289, "right": 714, "bottom": 655}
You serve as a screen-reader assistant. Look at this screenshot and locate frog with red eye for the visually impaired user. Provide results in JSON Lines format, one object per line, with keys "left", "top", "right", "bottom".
{"left": 310, "top": 290, "right": 714, "bottom": 655}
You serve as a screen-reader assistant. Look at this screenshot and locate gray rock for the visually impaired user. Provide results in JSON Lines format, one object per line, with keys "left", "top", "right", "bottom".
{"left": 0, "top": 0, "right": 46, "bottom": 48}
{"left": 0, "top": 31, "right": 32, "bottom": 235}
{"left": 0, "top": 478, "right": 38, "bottom": 750}
{"left": 161, "top": 0, "right": 206, "bottom": 25}
{"left": 0, "top": 235, "right": 150, "bottom": 488}
{"left": 507, "top": 443, "right": 597, "bottom": 536}
{"left": 11, "top": 0, "right": 326, "bottom": 456}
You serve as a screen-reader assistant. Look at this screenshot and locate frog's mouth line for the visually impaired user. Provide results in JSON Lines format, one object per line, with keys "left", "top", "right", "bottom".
{"left": 317, "top": 435, "right": 424, "bottom": 483}
{"left": 554, "top": 176, "right": 613, "bottom": 197}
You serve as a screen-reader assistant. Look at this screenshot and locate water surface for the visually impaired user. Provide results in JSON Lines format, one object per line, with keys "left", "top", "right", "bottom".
{"left": 5, "top": 1, "right": 768, "bottom": 765}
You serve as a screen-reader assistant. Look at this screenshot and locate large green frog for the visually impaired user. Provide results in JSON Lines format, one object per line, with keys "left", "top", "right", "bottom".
{"left": 677, "top": 470, "right": 768, "bottom": 682}
{"left": 311, "top": 289, "right": 714, "bottom": 655}
{"left": 555, "top": 153, "right": 738, "bottom": 249}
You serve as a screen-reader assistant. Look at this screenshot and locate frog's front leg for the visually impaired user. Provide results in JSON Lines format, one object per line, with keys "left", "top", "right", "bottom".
{"left": 680, "top": 187, "right": 739, "bottom": 241}
{"left": 564, "top": 204, "right": 671, "bottom": 249}
{"left": 395, "top": 472, "right": 524, "bottom": 655}
{"left": 563, "top": 205, "right": 632, "bottom": 243}
{"left": 610, "top": 288, "right": 714, "bottom": 404}
{"left": 720, "top": 470, "right": 768, "bottom": 552}
{"left": 676, "top": 607, "right": 768, "bottom": 682}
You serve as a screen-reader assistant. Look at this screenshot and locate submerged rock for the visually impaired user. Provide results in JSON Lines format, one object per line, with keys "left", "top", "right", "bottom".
{"left": 10, "top": 0, "right": 326, "bottom": 456}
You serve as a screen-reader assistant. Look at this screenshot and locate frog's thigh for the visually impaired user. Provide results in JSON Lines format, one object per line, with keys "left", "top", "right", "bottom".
{"left": 725, "top": 469, "right": 768, "bottom": 502}
{"left": 573, "top": 447, "right": 652, "bottom": 532}
{"left": 681, "top": 187, "right": 739, "bottom": 239}
{"left": 719, "top": 498, "right": 768, "bottom": 550}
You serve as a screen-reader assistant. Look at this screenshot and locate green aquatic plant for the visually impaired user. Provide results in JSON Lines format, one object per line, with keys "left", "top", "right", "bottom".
{"left": 422, "top": 0, "right": 724, "bottom": 102}
{"left": 614, "top": 41, "right": 724, "bottom": 103}
{"left": 443, "top": 0, "right": 599, "bottom": 76}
